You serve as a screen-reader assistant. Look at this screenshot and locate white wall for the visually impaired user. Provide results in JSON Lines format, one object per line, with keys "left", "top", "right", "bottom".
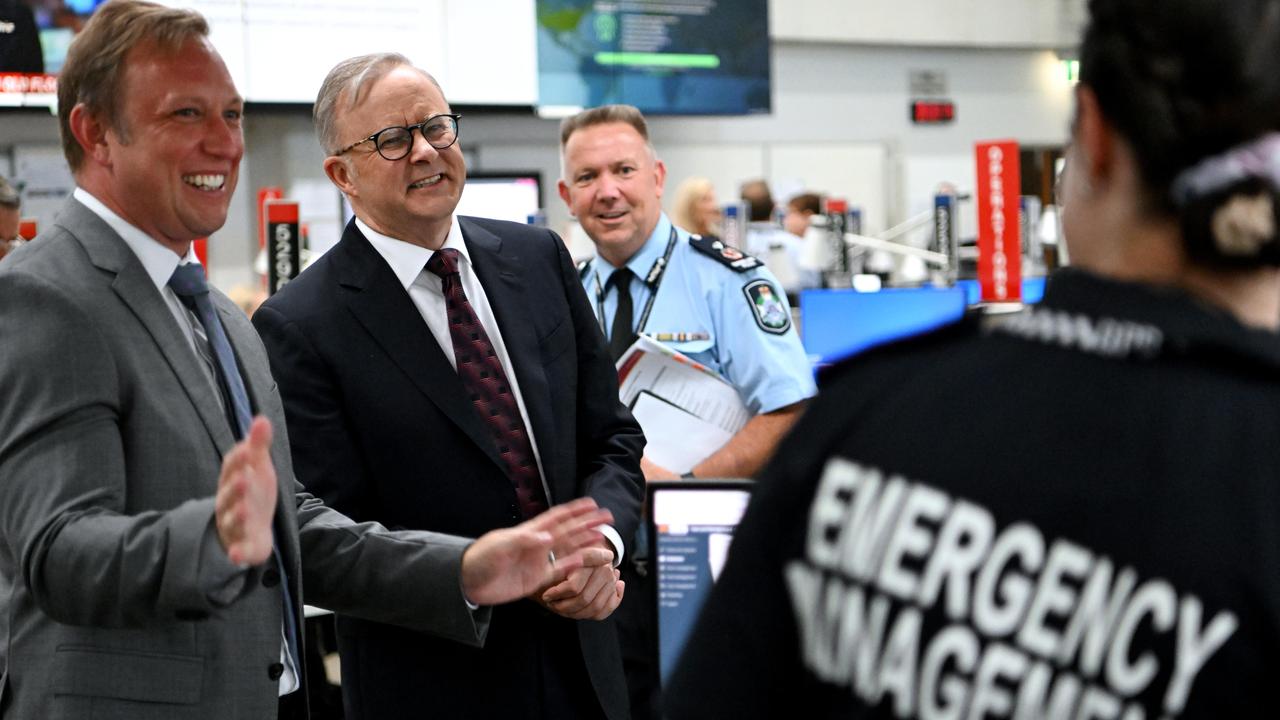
{"left": 770, "top": 0, "right": 1087, "bottom": 49}
{"left": 0, "top": 40, "right": 1074, "bottom": 289}
{"left": 469, "top": 41, "right": 1074, "bottom": 256}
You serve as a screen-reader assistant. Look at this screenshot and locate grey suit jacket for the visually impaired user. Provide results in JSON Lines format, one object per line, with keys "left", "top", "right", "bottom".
{"left": 0, "top": 197, "right": 489, "bottom": 720}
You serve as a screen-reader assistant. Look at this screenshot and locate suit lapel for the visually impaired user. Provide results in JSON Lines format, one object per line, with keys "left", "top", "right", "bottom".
{"left": 59, "top": 199, "right": 304, "bottom": 607}
{"left": 335, "top": 222, "right": 507, "bottom": 474}
{"left": 462, "top": 219, "right": 558, "bottom": 501}
{"left": 62, "top": 199, "right": 236, "bottom": 456}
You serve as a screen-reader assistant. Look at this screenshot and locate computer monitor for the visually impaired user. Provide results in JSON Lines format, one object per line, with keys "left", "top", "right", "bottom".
{"left": 454, "top": 173, "right": 542, "bottom": 225}
{"left": 536, "top": 0, "right": 770, "bottom": 116}
{"left": 800, "top": 286, "right": 968, "bottom": 366}
{"left": 648, "top": 479, "right": 754, "bottom": 686}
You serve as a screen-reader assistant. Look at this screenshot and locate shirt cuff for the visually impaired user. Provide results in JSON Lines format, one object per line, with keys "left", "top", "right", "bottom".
{"left": 598, "top": 524, "right": 625, "bottom": 567}
{"left": 755, "top": 385, "right": 817, "bottom": 415}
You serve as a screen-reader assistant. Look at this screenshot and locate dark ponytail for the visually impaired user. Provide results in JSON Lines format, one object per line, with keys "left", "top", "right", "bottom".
{"left": 1079, "top": 0, "right": 1280, "bottom": 267}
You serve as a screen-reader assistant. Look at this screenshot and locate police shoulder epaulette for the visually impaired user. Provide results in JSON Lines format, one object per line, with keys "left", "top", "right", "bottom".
{"left": 687, "top": 234, "right": 761, "bottom": 273}
{"left": 576, "top": 257, "right": 593, "bottom": 279}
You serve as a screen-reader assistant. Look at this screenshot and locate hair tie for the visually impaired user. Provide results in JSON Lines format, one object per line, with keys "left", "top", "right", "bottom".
{"left": 1170, "top": 132, "right": 1280, "bottom": 205}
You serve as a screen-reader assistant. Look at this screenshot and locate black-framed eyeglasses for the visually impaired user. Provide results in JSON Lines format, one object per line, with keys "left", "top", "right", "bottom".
{"left": 335, "top": 113, "right": 462, "bottom": 161}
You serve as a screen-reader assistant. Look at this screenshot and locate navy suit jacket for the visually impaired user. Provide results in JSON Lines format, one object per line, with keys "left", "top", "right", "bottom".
{"left": 253, "top": 216, "right": 644, "bottom": 720}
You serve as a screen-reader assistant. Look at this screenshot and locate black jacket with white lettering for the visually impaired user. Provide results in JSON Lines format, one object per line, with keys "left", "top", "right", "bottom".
{"left": 665, "top": 268, "right": 1280, "bottom": 719}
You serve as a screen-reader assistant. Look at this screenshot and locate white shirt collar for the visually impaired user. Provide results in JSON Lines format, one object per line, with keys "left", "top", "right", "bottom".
{"left": 73, "top": 187, "right": 199, "bottom": 292}
{"left": 356, "top": 215, "right": 470, "bottom": 290}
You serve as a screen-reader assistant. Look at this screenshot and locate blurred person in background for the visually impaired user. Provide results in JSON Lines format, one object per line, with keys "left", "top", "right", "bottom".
{"left": 670, "top": 175, "right": 720, "bottom": 238}
{"left": 740, "top": 178, "right": 818, "bottom": 293}
{"left": 227, "top": 283, "right": 267, "bottom": 317}
{"left": 783, "top": 191, "right": 822, "bottom": 239}
{"left": 0, "top": 175, "right": 21, "bottom": 261}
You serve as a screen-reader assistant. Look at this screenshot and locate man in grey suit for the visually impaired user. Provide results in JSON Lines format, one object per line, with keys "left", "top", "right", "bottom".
{"left": 0, "top": 2, "right": 613, "bottom": 718}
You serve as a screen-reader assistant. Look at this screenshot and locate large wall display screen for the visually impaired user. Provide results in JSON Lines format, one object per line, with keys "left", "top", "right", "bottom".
{"left": 172, "top": 0, "right": 538, "bottom": 105}
{"left": 1, "top": 0, "right": 537, "bottom": 107}
{"left": 536, "top": 0, "right": 771, "bottom": 115}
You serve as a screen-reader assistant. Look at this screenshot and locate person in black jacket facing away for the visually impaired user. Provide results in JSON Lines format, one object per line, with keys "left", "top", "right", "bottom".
{"left": 665, "top": 0, "right": 1280, "bottom": 717}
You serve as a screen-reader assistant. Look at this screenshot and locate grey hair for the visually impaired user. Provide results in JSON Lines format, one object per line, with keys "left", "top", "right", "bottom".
{"left": 313, "top": 53, "right": 443, "bottom": 156}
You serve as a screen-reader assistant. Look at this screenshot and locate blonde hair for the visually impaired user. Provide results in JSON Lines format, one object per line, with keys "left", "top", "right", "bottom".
{"left": 671, "top": 176, "right": 717, "bottom": 236}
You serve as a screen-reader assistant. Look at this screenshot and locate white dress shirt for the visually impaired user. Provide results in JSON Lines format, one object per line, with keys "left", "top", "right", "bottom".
{"left": 73, "top": 187, "right": 302, "bottom": 697}
{"left": 358, "top": 217, "right": 624, "bottom": 564}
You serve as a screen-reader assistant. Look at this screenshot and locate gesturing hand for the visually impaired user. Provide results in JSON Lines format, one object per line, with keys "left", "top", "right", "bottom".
{"left": 460, "top": 498, "right": 615, "bottom": 607}
{"left": 215, "top": 417, "right": 278, "bottom": 566}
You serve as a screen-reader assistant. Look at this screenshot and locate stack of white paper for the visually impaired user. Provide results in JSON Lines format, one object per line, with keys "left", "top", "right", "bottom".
{"left": 616, "top": 335, "right": 748, "bottom": 473}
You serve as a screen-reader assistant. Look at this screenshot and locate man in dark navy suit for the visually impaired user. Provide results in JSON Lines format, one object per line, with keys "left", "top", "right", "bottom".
{"left": 253, "top": 53, "right": 644, "bottom": 720}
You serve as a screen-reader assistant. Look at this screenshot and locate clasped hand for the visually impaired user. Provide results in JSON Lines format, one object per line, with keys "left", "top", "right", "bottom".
{"left": 534, "top": 539, "right": 625, "bottom": 621}
{"left": 460, "top": 498, "right": 618, "bottom": 608}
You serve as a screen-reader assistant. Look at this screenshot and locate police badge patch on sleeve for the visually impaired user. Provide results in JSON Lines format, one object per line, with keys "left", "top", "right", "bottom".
{"left": 743, "top": 279, "right": 791, "bottom": 334}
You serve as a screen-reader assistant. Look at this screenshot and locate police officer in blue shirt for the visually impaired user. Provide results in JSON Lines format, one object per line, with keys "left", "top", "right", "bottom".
{"left": 558, "top": 104, "right": 817, "bottom": 720}
{"left": 558, "top": 104, "right": 816, "bottom": 483}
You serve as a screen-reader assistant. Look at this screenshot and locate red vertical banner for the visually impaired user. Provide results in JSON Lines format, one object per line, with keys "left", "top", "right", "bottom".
{"left": 975, "top": 140, "right": 1022, "bottom": 302}
{"left": 257, "top": 187, "right": 283, "bottom": 289}
{"left": 265, "top": 200, "right": 301, "bottom": 295}
{"left": 257, "top": 187, "right": 284, "bottom": 248}
{"left": 193, "top": 238, "right": 209, "bottom": 272}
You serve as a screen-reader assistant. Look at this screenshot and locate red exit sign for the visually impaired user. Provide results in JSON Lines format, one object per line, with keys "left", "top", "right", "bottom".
{"left": 911, "top": 100, "right": 956, "bottom": 124}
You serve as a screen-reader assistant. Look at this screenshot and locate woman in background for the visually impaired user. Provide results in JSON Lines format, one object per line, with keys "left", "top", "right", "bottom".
{"left": 670, "top": 176, "right": 721, "bottom": 238}
{"left": 665, "top": 0, "right": 1280, "bottom": 717}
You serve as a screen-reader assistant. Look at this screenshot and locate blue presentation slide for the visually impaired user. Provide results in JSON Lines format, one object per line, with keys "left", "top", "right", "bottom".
{"left": 536, "top": 0, "right": 771, "bottom": 115}
{"left": 656, "top": 522, "right": 736, "bottom": 683}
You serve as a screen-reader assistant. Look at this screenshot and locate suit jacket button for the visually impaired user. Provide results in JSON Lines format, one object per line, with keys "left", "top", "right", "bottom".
{"left": 175, "top": 609, "right": 209, "bottom": 621}
{"left": 262, "top": 568, "right": 281, "bottom": 588}
{"left": 268, "top": 662, "right": 285, "bottom": 681}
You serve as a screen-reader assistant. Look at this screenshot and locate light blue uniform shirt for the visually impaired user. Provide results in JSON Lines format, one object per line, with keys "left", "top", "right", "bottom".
{"left": 582, "top": 213, "right": 816, "bottom": 414}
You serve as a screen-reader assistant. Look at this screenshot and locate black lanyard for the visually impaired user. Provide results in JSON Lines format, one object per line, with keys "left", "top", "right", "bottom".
{"left": 594, "top": 226, "right": 679, "bottom": 340}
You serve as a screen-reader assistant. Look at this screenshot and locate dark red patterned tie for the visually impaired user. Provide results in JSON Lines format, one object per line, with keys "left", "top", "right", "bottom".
{"left": 426, "top": 248, "right": 549, "bottom": 518}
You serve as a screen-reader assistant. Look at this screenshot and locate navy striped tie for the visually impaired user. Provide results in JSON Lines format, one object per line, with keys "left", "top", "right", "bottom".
{"left": 168, "top": 263, "right": 301, "bottom": 675}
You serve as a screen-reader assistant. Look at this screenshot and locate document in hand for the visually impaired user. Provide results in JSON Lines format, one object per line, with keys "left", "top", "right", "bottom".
{"left": 615, "top": 335, "right": 749, "bottom": 473}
